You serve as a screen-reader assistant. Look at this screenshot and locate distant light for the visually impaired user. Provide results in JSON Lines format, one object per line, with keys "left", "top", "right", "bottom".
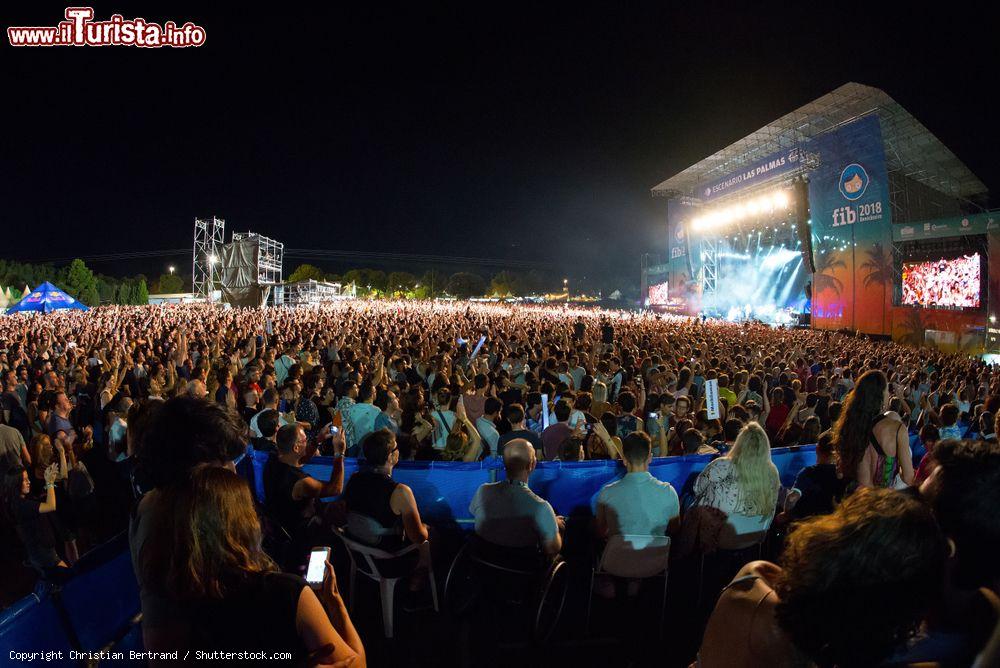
{"left": 208, "top": 254, "right": 218, "bottom": 264}
{"left": 991, "top": 315, "right": 997, "bottom": 324}
{"left": 168, "top": 266, "right": 175, "bottom": 274}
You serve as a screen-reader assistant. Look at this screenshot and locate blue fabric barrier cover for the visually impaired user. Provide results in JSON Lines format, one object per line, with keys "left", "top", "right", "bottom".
{"left": 261, "top": 447, "right": 821, "bottom": 521}
{"left": 770, "top": 445, "right": 818, "bottom": 488}
{"left": 58, "top": 549, "right": 140, "bottom": 651}
{"left": 649, "top": 453, "right": 715, "bottom": 497}
{"left": 0, "top": 594, "right": 76, "bottom": 657}
{"left": 517, "top": 460, "right": 623, "bottom": 516}
{"left": 388, "top": 460, "right": 496, "bottom": 525}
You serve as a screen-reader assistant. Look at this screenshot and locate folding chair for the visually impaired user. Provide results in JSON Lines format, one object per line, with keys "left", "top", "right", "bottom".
{"left": 586, "top": 535, "right": 670, "bottom": 638}
{"left": 332, "top": 525, "right": 438, "bottom": 639}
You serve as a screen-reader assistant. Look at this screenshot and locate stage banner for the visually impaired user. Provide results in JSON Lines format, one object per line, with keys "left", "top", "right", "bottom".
{"left": 697, "top": 145, "right": 804, "bottom": 202}
{"left": 808, "top": 114, "right": 892, "bottom": 334}
{"left": 219, "top": 239, "right": 268, "bottom": 307}
{"left": 666, "top": 198, "right": 698, "bottom": 312}
{"left": 893, "top": 212, "right": 998, "bottom": 242}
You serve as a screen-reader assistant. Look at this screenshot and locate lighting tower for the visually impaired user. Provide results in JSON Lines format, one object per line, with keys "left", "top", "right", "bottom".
{"left": 192, "top": 216, "right": 225, "bottom": 300}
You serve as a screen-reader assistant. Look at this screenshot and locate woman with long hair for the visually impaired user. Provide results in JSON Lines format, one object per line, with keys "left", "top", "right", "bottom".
{"left": 2, "top": 463, "right": 67, "bottom": 575}
{"left": 591, "top": 381, "right": 611, "bottom": 418}
{"left": 692, "top": 421, "right": 780, "bottom": 549}
{"left": 139, "top": 464, "right": 365, "bottom": 665}
{"left": 675, "top": 366, "right": 693, "bottom": 398}
{"left": 833, "top": 370, "right": 913, "bottom": 489}
{"left": 698, "top": 488, "right": 947, "bottom": 667}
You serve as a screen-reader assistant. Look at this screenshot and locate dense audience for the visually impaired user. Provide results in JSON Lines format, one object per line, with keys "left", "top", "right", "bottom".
{"left": 1, "top": 300, "right": 999, "bottom": 665}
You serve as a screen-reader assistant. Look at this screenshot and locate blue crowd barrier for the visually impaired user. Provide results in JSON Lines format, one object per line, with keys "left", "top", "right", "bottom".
{"left": 58, "top": 548, "right": 140, "bottom": 651}
{"left": 771, "top": 445, "right": 818, "bottom": 488}
{"left": 0, "top": 592, "right": 76, "bottom": 659}
{"left": 245, "top": 446, "right": 818, "bottom": 521}
{"left": 0, "top": 533, "right": 141, "bottom": 661}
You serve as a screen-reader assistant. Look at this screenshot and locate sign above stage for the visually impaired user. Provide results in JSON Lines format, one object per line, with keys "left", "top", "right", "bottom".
{"left": 894, "top": 212, "right": 998, "bottom": 242}
{"left": 697, "top": 145, "right": 807, "bottom": 202}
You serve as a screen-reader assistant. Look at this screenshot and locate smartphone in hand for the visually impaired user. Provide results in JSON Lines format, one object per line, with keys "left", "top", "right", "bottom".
{"left": 306, "top": 547, "right": 331, "bottom": 588}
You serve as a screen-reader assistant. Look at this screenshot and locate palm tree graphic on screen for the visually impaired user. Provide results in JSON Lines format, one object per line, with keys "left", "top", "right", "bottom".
{"left": 860, "top": 242, "right": 892, "bottom": 332}
{"left": 812, "top": 237, "right": 845, "bottom": 298}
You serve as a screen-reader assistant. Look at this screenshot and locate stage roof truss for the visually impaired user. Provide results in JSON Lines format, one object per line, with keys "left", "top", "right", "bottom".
{"left": 652, "top": 83, "right": 986, "bottom": 205}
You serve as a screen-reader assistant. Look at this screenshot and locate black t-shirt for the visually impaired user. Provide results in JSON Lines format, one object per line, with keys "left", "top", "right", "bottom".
{"left": 263, "top": 458, "right": 313, "bottom": 534}
{"left": 601, "top": 324, "right": 614, "bottom": 344}
{"left": 187, "top": 571, "right": 308, "bottom": 663}
{"left": 496, "top": 429, "right": 543, "bottom": 457}
{"left": 791, "top": 463, "right": 847, "bottom": 519}
{"left": 250, "top": 436, "right": 277, "bottom": 453}
{"left": 14, "top": 495, "right": 59, "bottom": 568}
{"left": 499, "top": 387, "right": 523, "bottom": 407}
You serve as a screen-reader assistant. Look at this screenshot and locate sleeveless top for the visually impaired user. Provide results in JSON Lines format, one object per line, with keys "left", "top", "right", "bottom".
{"left": 617, "top": 414, "right": 639, "bottom": 437}
{"left": 263, "top": 459, "right": 313, "bottom": 533}
{"left": 341, "top": 470, "right": 403, "bottom": 547}
{"left": 187, "top": 571, "right": 308, "bottom": 664}
{"left": 868, "top": 413, "right": 901, "bottom": 488}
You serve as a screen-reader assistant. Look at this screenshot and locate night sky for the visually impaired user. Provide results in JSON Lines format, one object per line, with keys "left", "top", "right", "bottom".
{"left": 3, "top": 3, "right": 997, "bottom": 287}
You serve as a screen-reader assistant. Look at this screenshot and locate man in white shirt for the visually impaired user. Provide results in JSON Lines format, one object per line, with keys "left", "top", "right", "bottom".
{"left": 345, "top": 382, "right": 381, "bottom": 456}
{"left": 249, "top": 388, "right": 290, "bottom": 438}
{"left": 568, "top": 354, "right": 586, "bottom": 392}
{"left": 469, "top": 439, "right": 562, "bottom": 556}
{"left": 274, "top": 345, "right": 297, "bottom": 387}
{"left": 595, "top": 432, "right": 679, "bottom": 576}
{"left": 475, "top": 397, "right": 502, "bottom": 456}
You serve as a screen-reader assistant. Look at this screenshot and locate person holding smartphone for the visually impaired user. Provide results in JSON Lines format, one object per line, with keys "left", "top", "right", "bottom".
{"left": 141, "top": 464, "right": 365, "bottom": 666}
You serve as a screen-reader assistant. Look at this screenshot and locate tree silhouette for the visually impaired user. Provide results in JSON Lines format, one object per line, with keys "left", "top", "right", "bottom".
{"left": 490, "top": 271, "right": 523, "bottom": 297}
{"left": 812, "top": 238, "right": 846, "bottom": 297}
{"left": 899, "top": 308, "right": 928, "bottom": 347}
{"left": 860, "top": 242, "right": 893, "bottom": 333}
{"left": 287, "top": 263, "right": 325, "bottom": 283}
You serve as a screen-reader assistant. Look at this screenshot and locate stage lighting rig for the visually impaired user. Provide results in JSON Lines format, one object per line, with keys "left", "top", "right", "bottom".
{"left": 688, "top": 188, "right": 794, "bottom": 234}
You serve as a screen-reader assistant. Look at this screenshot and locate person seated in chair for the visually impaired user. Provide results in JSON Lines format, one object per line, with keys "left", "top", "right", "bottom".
{"left": 341, "top": 429, "right": 428, "bottom": 551}
{"left": 595, "top": 432, "right": 680, "bottom": 578}
{"left": 263, "top": 423, "right": 344, "bottom": 539}
{"left": 341, "top": 429, "right": 430, "bottom": 593}
{"left": 593, "top": 431, "right": 678, "bottom": 598}
{"left": 469, "top": 438, "right": 563, "bottom": 568}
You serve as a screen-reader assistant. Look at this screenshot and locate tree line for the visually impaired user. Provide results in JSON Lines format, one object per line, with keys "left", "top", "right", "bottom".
{"left": 0, "top": 258, "right": 164, "bottom": 306}
{"left": 2, "top": 257, "right": 637, "bottom": 306}
{"left": 286, "top": 265, "right": 567, "bottom": 299}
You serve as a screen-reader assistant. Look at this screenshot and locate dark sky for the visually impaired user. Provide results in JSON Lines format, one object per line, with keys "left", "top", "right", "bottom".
{"left": 3, "top": 3, "right": 997, "bottom": 285}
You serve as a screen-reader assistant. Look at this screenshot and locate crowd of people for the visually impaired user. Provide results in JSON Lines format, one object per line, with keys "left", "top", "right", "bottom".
{"left": 901, "top": 253, "right": 981, "bottom": 309}
{"left": 1, "top": 300, "right": 999, "bottom": 666}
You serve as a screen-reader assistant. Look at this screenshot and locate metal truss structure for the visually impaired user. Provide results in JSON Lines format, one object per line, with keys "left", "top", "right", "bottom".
{"left": 699, "top": 237, "right": 718, "bottom": 300}
{"left": 652, "top": 83, "right": 988, "bottom": 223}
{"left": 232, "top": 232, "right": 284, "bottom": 286}
{"left": 276, "top": 280, "right": 357, "bottom": 307}
{"left": 192, "top": 216, "right": 225, "bottom": 300}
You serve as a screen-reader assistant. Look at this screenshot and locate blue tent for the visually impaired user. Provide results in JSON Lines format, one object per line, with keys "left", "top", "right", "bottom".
{"left": 5, "top": 282, "right": 90, "bottom": 314}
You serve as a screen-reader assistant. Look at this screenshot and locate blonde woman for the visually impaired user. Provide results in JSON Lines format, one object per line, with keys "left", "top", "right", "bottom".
{"left": 591, "top": 381, "right": 611, "bottom": 418}
{"left": 692, "top": 422, "right": 780, "bottom": 549}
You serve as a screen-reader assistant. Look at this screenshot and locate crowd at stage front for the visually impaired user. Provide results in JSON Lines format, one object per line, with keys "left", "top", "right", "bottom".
{"left": 1, "top": 301, "right": 998, "bottom": 666}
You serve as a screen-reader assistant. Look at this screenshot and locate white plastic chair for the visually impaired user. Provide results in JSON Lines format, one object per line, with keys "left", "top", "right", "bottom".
{"left": 332, "top": 526, "right": 438, "bottom": 638}
{"left": 586, "top": 535, "right": 670, "bottom": 637}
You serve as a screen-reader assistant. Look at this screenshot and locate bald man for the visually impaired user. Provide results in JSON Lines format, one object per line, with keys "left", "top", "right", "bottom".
{"left": 469, "top": 438, "right": 563, "bottom": 556}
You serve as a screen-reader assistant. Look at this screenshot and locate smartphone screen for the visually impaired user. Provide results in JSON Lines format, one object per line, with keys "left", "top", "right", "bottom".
{"left": 306, "top": 547, "right": 330, "bottom": 587}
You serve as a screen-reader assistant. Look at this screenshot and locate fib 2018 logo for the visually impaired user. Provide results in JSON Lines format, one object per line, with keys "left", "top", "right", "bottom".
{"left": 831, "top": 162, "right": 883, "bottom": 227}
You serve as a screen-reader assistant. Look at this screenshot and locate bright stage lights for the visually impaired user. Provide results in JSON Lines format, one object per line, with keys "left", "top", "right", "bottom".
{"left": 689, "top": 188, "right": 794, "bottom": 233}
